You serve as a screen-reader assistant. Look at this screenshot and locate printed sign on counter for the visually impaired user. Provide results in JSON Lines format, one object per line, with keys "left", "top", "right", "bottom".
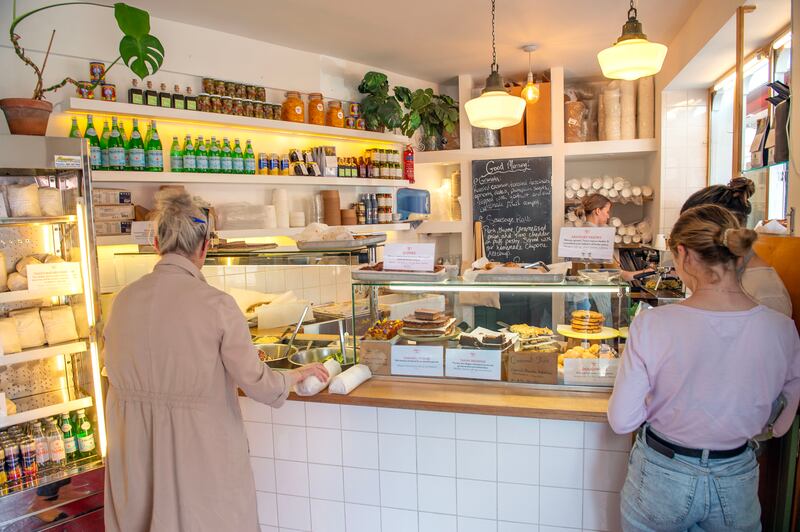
{"left": 383, "top": 243, "right": 436, "bottom": 272}
{"left": 445, "top": 348, "right": 502, "bottom": 381}
{"left": 563, "top": 358, "right": 619, "bottom": 386}
{"left": 506, "top": 350, "right": 559, "bottom": 384}
{"left": 131, "top": 221, "right": 155, "bottom": 245}
{"left": 26, "top": 262, "right": 82, "bottom": 294}
{"left": 558, "top": 226, "right": 616, "bottom": 261}
{"left": 391, "top": 344, "right": 444, "bottom": 377}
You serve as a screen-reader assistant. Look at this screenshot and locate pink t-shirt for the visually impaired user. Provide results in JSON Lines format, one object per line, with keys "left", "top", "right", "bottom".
{"left": 608, "top": 304, "right": 800, "bottom": 449}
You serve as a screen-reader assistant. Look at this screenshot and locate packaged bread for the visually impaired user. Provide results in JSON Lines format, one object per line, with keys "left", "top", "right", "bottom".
{"left": 40, "top": 305, "right": 79, "bottom": 345}
{"left": 7, "top": 184, "right": 41, "bottom": 217}
{"left": 71, "top": 300, "right": 91, "bottom": 339}
{"left": 0, "top": 317, "right": 22, "bottom": 354}
{"left": 10, "top": 308, "right": 46, "bottom": 349}
{"left": 7, "top": 272, "right": 27, "bottom": 291}
{"left": 5, "top": 397, "right": 17, "bottom": 415}
{"left": 16, "top": 255, "right": 41, "bottom": 276}
{"left": 37, "top": 188, "right": 63, "bottom": 216}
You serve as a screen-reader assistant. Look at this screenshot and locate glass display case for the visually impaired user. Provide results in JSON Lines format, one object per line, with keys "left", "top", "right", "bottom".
{"left": 0, "top": 136, "right": 104, "bottom": 528}
{"left": 351, "top": 278, "right": 631, "bottom": 389}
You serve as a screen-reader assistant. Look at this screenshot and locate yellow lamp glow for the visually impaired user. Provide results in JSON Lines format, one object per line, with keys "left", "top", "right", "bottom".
{"left": 465, "top": 90, "right": 526, "bottom": 130}
{"left": 597, "top": 1, "right": 667, "bottom": 81}
{"left": 522, "top": 74, "right": 540, "bottom": 103}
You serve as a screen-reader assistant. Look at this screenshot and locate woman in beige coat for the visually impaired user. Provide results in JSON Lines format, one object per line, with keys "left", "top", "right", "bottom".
{"left": 104, "top": 190, "right": 327, "bottom": 531}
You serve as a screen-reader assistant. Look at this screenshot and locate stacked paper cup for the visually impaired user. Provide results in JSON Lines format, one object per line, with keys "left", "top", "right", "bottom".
{"left": 321, "top": 190, "right": 341, "bottom": 226}
{"left": 290, "top": 212, "right": 306, "bottom": 227}
{"left": 264, "top": 205, "right": 277, "bottom": 229}
{"left": 273, "top": 189, "right": 290, "bottom": 228}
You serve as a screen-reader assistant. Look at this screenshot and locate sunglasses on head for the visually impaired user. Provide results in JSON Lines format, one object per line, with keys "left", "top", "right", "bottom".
{"left": 190, "top": 207, "right": 213, "bottom": 241}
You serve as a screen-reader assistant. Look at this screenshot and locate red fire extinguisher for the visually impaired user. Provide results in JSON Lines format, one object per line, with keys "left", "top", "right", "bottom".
{"left": 403, "top": 144, "right": 415, "bottom": 184}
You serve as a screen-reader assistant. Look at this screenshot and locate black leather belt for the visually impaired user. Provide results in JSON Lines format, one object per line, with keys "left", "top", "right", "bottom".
{"left": 645, "top": 429, "right": 749, "bottom": 460}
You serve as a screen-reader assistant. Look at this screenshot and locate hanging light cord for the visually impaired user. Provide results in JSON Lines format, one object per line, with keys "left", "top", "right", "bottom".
{"left": 628, "top": 0, "right": 637, "bottom": 21}
{"left": 491, "top": 0, "right": 497, "bottom": 72}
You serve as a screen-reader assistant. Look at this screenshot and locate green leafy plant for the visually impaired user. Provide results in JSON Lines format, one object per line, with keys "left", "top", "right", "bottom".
{"left": 9, "top": 1, "right": 165, "bottom": 100}
{"left": 395, "top": 87, "right": 459, "bottom": 141}
{"left": 357, "top": 71, "right": 403, "bottom": 131}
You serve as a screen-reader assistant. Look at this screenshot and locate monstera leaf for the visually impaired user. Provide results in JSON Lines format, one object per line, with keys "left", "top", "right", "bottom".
{"left": 114, "top": 3, "right": 164, "bottom": 79}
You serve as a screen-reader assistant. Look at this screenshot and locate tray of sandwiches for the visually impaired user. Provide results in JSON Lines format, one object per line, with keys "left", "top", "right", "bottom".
{"left": 458, "top": 327, "right": 518, "bottom": 351}
{"left": 397, "top": 308, "right": 459, "bottom": 342}
{"left": 502, "top": 324, "right": 560, "bottom": 352}
{"left": 557, "top": 310, "right": 619, "bottom": 340}
{"left": 352, "top": 262, "right": 448, "bottom": 283}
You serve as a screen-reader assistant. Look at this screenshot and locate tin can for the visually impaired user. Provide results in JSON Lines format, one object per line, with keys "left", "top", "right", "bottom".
{"left": 269, "top": 153, "right": 280, "bottom": 175}
{"left": 348, "top": 102, "right": 361, "bottom": 117}
{"left": 20, "top": 441, "right": 37, "bottom": 478}
{"left": 4, "top": 443, "right": 21, "bottom": 482}
{"left": 210, "top": 95, "right": 222, "bottom": 113}
{"left": 89, "top": 62, "right": 105, "bottom": 83}
{"left": 256, "top": 87, "right": 266, "bottom": 102}
{"left": 356, "top": 118, "right": 366, "bottom": 130}
{"left": 280, "top": 155, "right": 290, "bottom": 175}
{"left": 345, "top": 117, "right": 356, "bottom": 129}
{"left": 76, "top": 81, "right": 94, "bottom": 99}
{"left": 214, "top": 80, "right": 226, "bottom": 97}
{"left": 258, "top": 153, "right": 269, "bottom": 174}
{"left": 202, "top": 78, "right": 216, "bottom": 94}
{"left": 225, "top": 81, "right": 237, "bottom": 98}
{"left": 198, "top": 93, "right": 211, "bottom": 113}
{"left": 221, "top": 96, "right": 233, "bottom": 115}
{"left": 101, "top": 83, "right": 116, "bottom": 102}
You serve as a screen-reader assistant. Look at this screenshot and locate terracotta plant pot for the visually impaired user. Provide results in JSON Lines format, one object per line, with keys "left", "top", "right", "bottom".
{"left": 0, "top": 98, "right": 53, "bottom": 136}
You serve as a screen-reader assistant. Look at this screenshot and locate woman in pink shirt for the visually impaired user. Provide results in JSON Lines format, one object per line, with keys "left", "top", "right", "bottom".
{"left": 609, "top": 205, "right": 800, "bottom": 531}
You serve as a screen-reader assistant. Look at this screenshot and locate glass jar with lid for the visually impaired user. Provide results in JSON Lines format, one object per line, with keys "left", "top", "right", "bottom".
{"left": 308, "top": 93, "right": 325, "bottom": 125}
{"left": 326, "top": 100, "right": 345, "bottom": 127}
{"left": 282, "top": 91, "right": 305, "bottom": 123}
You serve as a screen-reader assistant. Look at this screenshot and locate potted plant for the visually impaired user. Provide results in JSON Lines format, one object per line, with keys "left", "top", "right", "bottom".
{"left": 357, "top": 71, "right": 403, "bottom": 132}
{"left": 2, "top": 1, "right": 165, "bottom": 136}
{"left": 395, "top": 87, "right": 459, "bottom": 151}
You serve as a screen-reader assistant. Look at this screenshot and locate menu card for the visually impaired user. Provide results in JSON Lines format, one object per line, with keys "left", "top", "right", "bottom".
{"left": 391, "top": 345, "right": 444, "bottom": 377}
{"left": 26, "top": 262, "right": 82, "bottom": 294}
{"left": 445, "top": 348, "right": 501, "bottom": 380}
{"left": 558, "top": 226, "right": 615, "bottom": 261}
{"left": 383, "top": 243, "right": 436, "bottom": 272}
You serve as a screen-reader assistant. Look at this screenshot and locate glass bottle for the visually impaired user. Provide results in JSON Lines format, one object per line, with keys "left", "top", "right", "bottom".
{"left": 75, "top": 409, "right": 96, "bottom": 458}
{"left": 128, "top": 118, "right": 146, "bottom": 171}
{"left": 107, "top": 117, "right": 126, "bottom": 171}
{"left": 46, "top": 419, "right": 66, "bottom": 469}
{"left": 119, "top": 121, "right": 129, "bottom": 169}
{"left": 208, "top": 136, "right": 221, "bottom": 173}
{"left": 172, "top": 85, "right": 185, "bottom": 110}
{"left": 195, "top": 136, "right": 209, "bottom": 172}
{"left": 145, "top": 120, "right": 163, "bottom": 172}
{"left": 185, "top": 87, "right": 197, "bottom": 111}
{"left": 145, "top": 80, "right": 158, "bottom": 106}
{"left": 244, "top": 139, "right": 256, "bottom": 174}
{"left": 158, "top": 83, "right": 172, "bottom": 108}
{"left": 60, "top": 413, "right": 77, "bottom": 462}
{"left": 182, "top": 135, "right": 196, "bottom": 172}
{"left": 84, "top": 115, "right": 102, "bottom": 169}
{"left": 220, "top": 137, "right": 233, "bottom": 174}
{"left": 31, "top": 421, "right": 49, "bottom": 469}
{"left": 232, "top": 139, "right": 244, "bottom": 174}
{"left": 128, "top": 78, "right": 144, "bottom": 105}
{"left": 99, "top": 119, "right": 110, "bottom": 170}
{"left": 170, "top": 136, "right": 183, "bottom": 173}
{"left": 68, "top": 117, "right": 81, "bottom": 138}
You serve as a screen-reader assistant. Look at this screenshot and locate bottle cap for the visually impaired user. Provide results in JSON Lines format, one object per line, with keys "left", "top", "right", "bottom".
{"left": 186, "top": 87, "right": 193, "bottom": 95}
{"left": 174, "top": 84, "right": 181, "bottom": 92}
{"left": 160, "top": 83, "right": 167, "bottom": 91}
{"left": 146, "top": 80, "right": 153, "bottom": 89}
{"left": 132, "top": 79, "right": 139, "bottom": 87}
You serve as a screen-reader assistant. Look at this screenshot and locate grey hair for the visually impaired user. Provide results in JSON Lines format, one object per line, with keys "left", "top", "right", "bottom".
{"left": 152, "top": 189, "right": 208, "bottom": 257}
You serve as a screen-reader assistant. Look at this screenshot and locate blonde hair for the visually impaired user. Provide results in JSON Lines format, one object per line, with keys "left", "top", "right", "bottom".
{"left": 574, "top": 193, "right": 611, "bottom": 220}
{"left": 669, "top": 205, "right": 758, "bottom": 269}
{"left": 152, "top": 189, "right": 208, "bottom": 257}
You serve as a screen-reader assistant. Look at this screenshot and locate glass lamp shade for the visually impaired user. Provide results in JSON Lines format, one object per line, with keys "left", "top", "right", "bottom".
{"left": 465, "top": 90, "right": 526, "bottom": 130}
{"left": 597, "top": 38, "right": 667, "bottom": 80}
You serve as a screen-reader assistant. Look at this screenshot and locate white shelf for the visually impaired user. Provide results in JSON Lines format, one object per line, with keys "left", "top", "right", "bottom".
{"left": 564, "top": 138, "right": 657, "bottom": 160}
{"left": 0, "top": 287, "right": 82, "bottom": 304}
{"left": 92, "top": 171, "right": 409, "bottom": 188}
{"left": 416, "top": 220, "right": 465, "bottom": 233}
{"left": 415, "top": 144, "right": 553, "bottom": 165}
{"left": 414, "top": 151, "right": 464, "bottom": 165}
{"left": 64, "top": 98, "right": 409, "bottom": 144}
{"left": 1, "top": 341, "right": 88, "bottom": 366}
{"left": 0, "top": 396, "right": 93, "bottom": 429}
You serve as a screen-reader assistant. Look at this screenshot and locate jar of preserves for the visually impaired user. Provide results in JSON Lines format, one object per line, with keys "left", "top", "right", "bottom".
{"left": 198, "top": 93, "right": 211, "bottom": 112}
{"left": 246, "top": 85, "right": 258, "bottom": 100}
{"left": 233, "top": 98, "right": 245, "bottom": 116}
{"left": 282, "top": 91, "right": 305, "bottom": 123}
{"left": 349, "top": 102, "right": 361, "bottom": 118}
{"left": 202, "top": 78, "right": 216, "bottom": 94}
{"left": 345, "top": 117, "right": 356, "bottom": 129}
{"left": 224, "top": 81, "right": 236, "bottom": 98}
{"left": 210, "top": 95, "right": 223, "bottom": 113}
{"left": 221, "top": 96, "right": 233, "bottom": 115}
{"left": 326, "top": 100, "right": 345, "bottom": 127}
{"left": 236, "top": 83, "right": 246, "bottom": 99}
{"left": 356, "top": 118, "right": 366, "bottom": 130}
{"left": 214, "top": 80, "right": 226, "bottom": 96}
{"left": 308, "top": 92, "right": 325, "bottom": 125}
{"left": 256, "top": 87, "right": 266, "bottom": 102}
{"left": 254, "top": 101, "right": 265, "bottom": 119}
{"left": 243, "top": 99, "right": 255, "bottom": 118}
{"left": 264, "top": 104, "right": 274, "bottom": 120}
{"left": 272, "top": 105, "right": 282, "bottom": 120}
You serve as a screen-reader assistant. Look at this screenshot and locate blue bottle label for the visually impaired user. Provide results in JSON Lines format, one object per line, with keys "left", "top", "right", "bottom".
{"left": 147, "top": 150, "right": 163, "bottom": 169}
{"left": 233, "top": 158, "right": 244, "bottom": 172}
{"left": 183, "top": 156, "right": 196, "bottom": 170}
{"left": 109, "top": 147, "right": 126, "bottom": 167}
{"left": 197, "top": 156, "right": 208, "bottom": 170}
{"left": 129, "top": 148, "right": 145, "bottom": 168}
{"left": 221, "top": 157, "right": 232, "bottom": 171}
{"left": 101, "top": 148, "right": 109, "bottom": 167}
{"left": 209, "top": 156, "right": 221, "bottom": 171}
{"left": 245, "top": 159, "right": 256, "bottom": 172}
{"left": 171, "top": 155, "right": 183, "bottom": 171}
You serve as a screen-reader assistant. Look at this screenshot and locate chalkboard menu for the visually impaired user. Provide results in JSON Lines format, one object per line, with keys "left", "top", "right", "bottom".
{"left": 472, "top": 157, "right": 552, "bottom": 263}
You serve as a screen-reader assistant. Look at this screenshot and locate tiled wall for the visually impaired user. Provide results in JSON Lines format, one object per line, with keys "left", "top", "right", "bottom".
{"left": 240, "top": 397, "right": 631, "bottom": 532}
{"left": 660, "top": 89, "right": 708, "bottom": 235}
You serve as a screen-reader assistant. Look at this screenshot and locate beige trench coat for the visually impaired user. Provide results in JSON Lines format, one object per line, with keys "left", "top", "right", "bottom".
{"left": 104, "top": 254, "right": 289, "bottom": 532}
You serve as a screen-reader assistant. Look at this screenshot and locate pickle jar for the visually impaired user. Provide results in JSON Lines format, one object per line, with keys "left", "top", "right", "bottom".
{"left": 224, "top": 81, "right": 236, "bottom": 98}
{"left": 210, "top": 95, "right": 223, "bottom": 113}
{"left": 214, "top": 80, "right": 226, "bottom": 97}
{"left": 308, "top": 93, "right": 325, "bottom": 125}
{"left": 282, "top": 91, "right": 305, "bottom": 123}
{"left": 235, "top": 83, "right": 245, "bottom": 99}
{"left": 198, "top": 93, "right": 211, "bottom": 112}
{"left": 232, "top": 98, "right": 244, "bottom": 116}
{"left": 256, "top": 87, "right": 266, "bottom": 102}
{"left": 272, "top": 104, "right": 282, "bottom": 120}
{"left": 202, "top": 78, "right": 216, "bottom": 94}
{"left": 326, "top": 100, "right": 345, "bottom": 128}
{"left": 220, "top": 96, "right": 232, "bottom": 115}
{"left": 243, "top": 99, "right": 255, "bottom": 118}
{"left": 263, "top": 104, "right": 274, "bottom": 120}
{"left": 254, "top": 101, "right": 265, "bottom": 119}
{"left": 246, "top": 85, "right": 258, "bottom": 100}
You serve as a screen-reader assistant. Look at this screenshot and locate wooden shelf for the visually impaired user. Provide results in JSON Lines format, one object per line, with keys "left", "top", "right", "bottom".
{"left": 1, "top": 341, "right": 88, "bottom": 366}
{"left": 92, "top": 171, "right": 409, "bottom": 188}
{"left": 0, "top": 287, "right": 82, "bottom": 304}
{"left": 63, "top": 98, "right": 408, "bottom": 144}
{"left": 0, "top": 396, "right": 93, "bottom": 429}
{"left": 564, "top": 138, "right": 657, "bottom": 160}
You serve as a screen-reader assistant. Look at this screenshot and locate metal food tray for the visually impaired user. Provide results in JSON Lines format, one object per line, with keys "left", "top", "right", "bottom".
{"left": 296, "top": 234, "right": 386, "bottom": 250}
{"left": 351, "top": 268, "right": 449, "bottom": 283}
{"left": 474, "top": 271, "right": 565, "bottom": 283}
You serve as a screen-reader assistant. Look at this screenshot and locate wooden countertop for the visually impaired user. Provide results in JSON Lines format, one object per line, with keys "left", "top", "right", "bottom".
{"left": 287, "top": 377, "right": 611, "bottom": 422}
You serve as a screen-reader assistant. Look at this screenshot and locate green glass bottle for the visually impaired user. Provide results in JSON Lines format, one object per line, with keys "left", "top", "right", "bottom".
{"left": 169, "top": 136, "right": 183, "bottom": 173}
{"left": 244, "top": 139, "right": 256, "bottom": 175}
{"left": 107, "top": 117, "right": 126, "bottom": 171}
{"left": 232, "top": 139, "right": 244, "bottom": 174}
{"left": 220, "top": 137, "right": 233, "bottom": 174}
{"left": 74, "top": 409, "right": 96, "bottom": 458}
{"left": 99, "top": 119, "right": 111, "bottom": 169}
{"left": 208, "top": 136, "right": 221, "bottom": 173}
{"left": 182, "top": 136, "right": 196, "bottom": 172}
{"left": 68, "top": 117, "right": 81, "bottom": 138}
{"left": 119, "top": 120, "right": 129, "bottom": 169}
{"left": 128, "top": 118, "right": 146, "bottom": 171}
{"left": 60, "top": 413, "right": 77, "bottom": 462}
{"left": 84, "top": 115, "right": 102, "bottom": 169}
{"left": 143, "top": 120, "right": 152, "bottom": 145}
{"left": 145, "top": 120, "right": 163, "bottom": 172}
{"left": 195, "top": 135, "right": 208, "bottom": 172}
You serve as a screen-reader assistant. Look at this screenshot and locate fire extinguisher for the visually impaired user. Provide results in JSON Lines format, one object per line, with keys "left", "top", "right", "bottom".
{"left": 403, "top": 144, "right": 415, "bottom": 184}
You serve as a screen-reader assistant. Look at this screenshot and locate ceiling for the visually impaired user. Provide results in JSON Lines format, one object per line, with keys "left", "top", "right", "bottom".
{"left": 134, "top": 0, "right": 699, "bottom": 83}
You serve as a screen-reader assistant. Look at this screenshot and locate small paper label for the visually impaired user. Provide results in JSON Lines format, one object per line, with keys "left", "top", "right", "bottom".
{"left": 558, "top": 226, "right": 616, "bottom": 261}
{"left": 391, "top": 345, "right": 443, "bottom": 377}
{"left": 26, "top": 262, "right": 82, "bottom": 294}
{"left": 563, "top": 358, "right": 619, "bottom": 386}
{"left": 445, "top": 348, "right": 501, "bottom": 380}
{"left": 132, "top": 221, "right": 155, "bottom": 245}
{"left": 0, "top": 392, "right": 6, "bottom": 416}
{"left": 54, "top": 155, "right": 82, "bottom": 169}
{"left": 383, "top": 243, "right": 436, "bottom": 272}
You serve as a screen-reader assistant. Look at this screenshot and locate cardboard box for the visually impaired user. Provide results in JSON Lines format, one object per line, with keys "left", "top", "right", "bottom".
{"left": 505, "top": 349, "right": 559, "bottom": 384}
{"left": 500, "top": 86, "right": 526, "bottom": 147}
{"left": 95, "top": 220, "right": 133, "bottom": 236}
{"left": 358, "top": 338, "right": 398, "bottom": 376}
{"left": 526, "top": 82, "right": 552, "bottom": 145}
{"left": 94, "top": 204, "right": 135, "bottom": 221}
{"left": 92, "top": 188, "right": 131, "bottom": 205}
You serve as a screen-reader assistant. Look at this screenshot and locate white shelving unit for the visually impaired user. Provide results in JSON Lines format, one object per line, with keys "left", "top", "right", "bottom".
{"left": 0, "top": 341, "right": 88, "bottom": 366}
{"left": 0, "top": 396, "right": 93, "bottom": 429}
{"left": 416, "top": 220, "right": 465, "bottom": 234}
{"left": 0, "top": 287, "right": 83, "bottom": 304}
{"left": 564, "top": 138, "right": 657, "bottom": 160}
{"left": 92, "top": 171, "right": 409, "bottom": 188}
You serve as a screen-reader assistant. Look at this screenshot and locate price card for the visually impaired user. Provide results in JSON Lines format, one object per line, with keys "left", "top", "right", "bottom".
{"left": 445, "top": 348, "right": 502, "bottom": 380}
{"left": 391, "top": 344, "right": 444, "bottom": 377}
{"left": 54, "top": 155, "right": 82, "bottom": 169}
{"left": 26, "top": 262, "right": 82, "bottom": 294}
{"left": 383, "top": 243, "right": 436, "bottom": 272}
{"left": 132, "top": 221, "right": 155, "bottom": 245}
{"left": 563, "top": 358, "right": 619, "bottom": 386}
{"left": 557, "top": 226, "right": 616, "bottom": 261}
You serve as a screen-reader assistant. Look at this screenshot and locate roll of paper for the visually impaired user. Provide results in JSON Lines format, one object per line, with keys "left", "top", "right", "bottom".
{"left": 591, "top": 178, "right": 603, "bottom": 190}
{"left": 580, "top": 177, "right": 592, "bottom": 190}
{"left": 264, "top": 205, "right": 277, "bottom": 229}
{"left": 631, "top": 186, "right": 642, "bottom": 197}
{"left": 294, "top": 359, "right": 342, "bottom": 396}
{"left": 614, "top": 234, "right": 623, "bottom": 244}
{"left": 617, "top": 225, "right": 626, "bottom": 235}
{"left": 602, "top": 176, "right": 614, "bottom": 190}
{"left": 565, "top": 189, "right": 576, "bottom": 199}
{"left": 622, "top": 235, "right": 632, "bottom": 244}
{"left": 329, "top": 364, "right": 372, "bottom": 395}
{"left": 638, "top": 76, "right": 655, "bottom": 138}
{"left": 576, "top": 189, "right": 586, "bottom": 198}
{"left": 620, "top": 80, "right": 636, "bottom": 139}
{"left": 598, "top": 188, "right": 609, "bottom": 197}
{"left": 273, "top": 189, "right": 290, "bottom": 228}
{"left": 610, "top": 217, "right": 622, "bottom": 228}
{"left": 641, "top": 185, "right": 654, "bottom": 198}
{"left": 642, "top": 232, "right": 653, "bottom": 244}
{"left": 290, "top": 212, "right": 306, "bottom": 227}
{"left": 603, "top": 81, "right": 621, "bottom": 140}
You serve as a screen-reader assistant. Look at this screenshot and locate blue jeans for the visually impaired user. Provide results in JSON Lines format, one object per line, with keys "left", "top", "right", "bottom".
{"left": 621, "top": 431, "right": 761, "bottom": 531}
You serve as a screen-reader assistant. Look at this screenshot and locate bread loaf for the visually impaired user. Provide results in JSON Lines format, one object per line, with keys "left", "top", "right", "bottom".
{"left": 10, "top": 308, "right": 45, "bottom": 348}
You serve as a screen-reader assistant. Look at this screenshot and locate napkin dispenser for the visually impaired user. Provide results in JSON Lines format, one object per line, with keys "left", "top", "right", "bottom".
{"left": 396, "top": 188, "right": 431, "bottom": 221}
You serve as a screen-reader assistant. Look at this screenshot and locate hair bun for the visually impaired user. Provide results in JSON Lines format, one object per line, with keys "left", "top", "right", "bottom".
{"left": 722, "top": 227, "right": 757, "bottom": 257}
{"left": 728, "top": 177, "right": 755, "bottom": 198}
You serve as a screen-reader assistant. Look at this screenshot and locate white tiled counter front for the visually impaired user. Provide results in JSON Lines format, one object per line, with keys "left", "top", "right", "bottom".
{"left": 240, "top": 398, "right": 631, "bottom": 532}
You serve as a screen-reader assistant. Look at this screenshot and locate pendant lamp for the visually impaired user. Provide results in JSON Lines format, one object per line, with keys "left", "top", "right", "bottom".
{"left": 465, "top": 0, "right": 526, "bottom": 130}
{"left": 597, "top": 0, "right": 667, "bottom": 81}
{"left": 521, "top": 44, "right": 540, "bottom": 103}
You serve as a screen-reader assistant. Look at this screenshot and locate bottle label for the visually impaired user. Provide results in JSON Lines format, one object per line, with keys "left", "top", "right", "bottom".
{"left": 315, "top": 103, "right": 323, "bottom": 112}
{"left": 337, "top": 111, "right": 344, "bottom": 120}
{"left": 63, "top": 436, "right": 77, "bottom": 454}
{"left": 245, "top": 159, "right": 256, "bottom": 172}
{"left": 294, "top": 105, "right": 302, "bottom": 115}
{"left": 197, "top": 157, "right": 209, "bottom": 170}
{"left": 77, "top": 434, "right": 95, "bottom": 453}
{"left": 81, "top": 422, "right": 90, "bottom": 431}
{"left": 186, "top": 100, "right": 197, "bottom": 111}
{"left": 221, "top": 157, "right": 232, "bottom": 171}
{"left": 209, "top": 156, "right": 221, "bottom": 171}
{"left": 160, "top": 96, "right": 171, "bottom": 107}
{"left": 49, "top": 439, "right": 65, "bottom": 461}
{"left": 109, "top": 147, "right": 126, "bottom": 167}
{"left": 90, "top": 146, "right": 101, "bottom": 167}
{"left": 129, "top": 148, "right": 145, "bottom": 168}
{"left": 233, "top": 159, "right": 244, "bottom": 172}
{"left": 61, "top": 423, "right": 71, "bottom": 433}
{"left": 183, "top": 156, "right": 196, "bottom": 170}
{"left": 170, "top": 155, "right": 183, "bottom": 170}
{"left": 35, "top": 441, "right": 49, "bottom": 463}
{"left": 174, "top": 99, "right": 185, "bottom": 110}
{"left": 101, "top": 148, "right": 109, "bottom": 167}
{"left": 132, "top": 93, "right": 144, "bottom": 105}
{"left": 147, "top": 150, "right": 163, "bottom": 169}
